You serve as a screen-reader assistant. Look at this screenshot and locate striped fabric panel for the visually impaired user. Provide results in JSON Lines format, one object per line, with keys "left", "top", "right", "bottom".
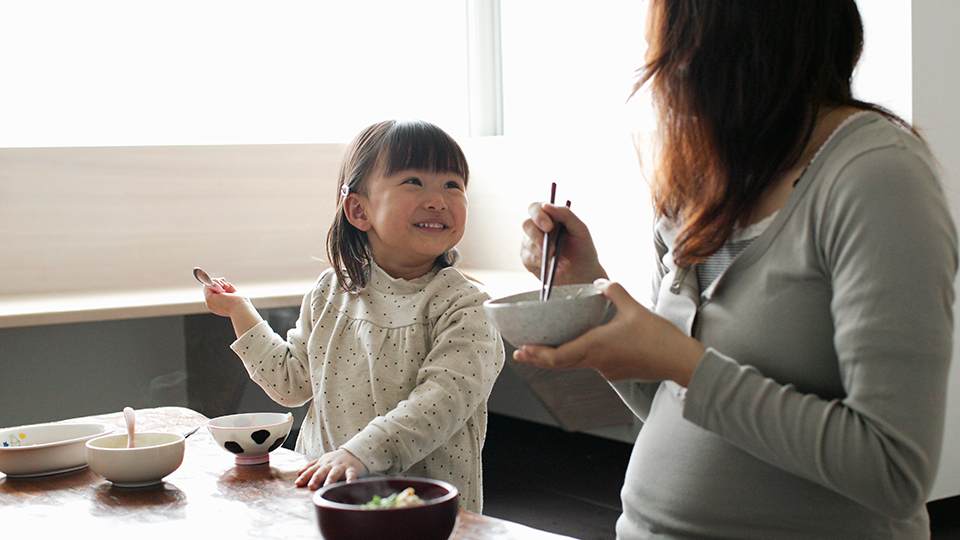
{"left": 696, "top": 238, "right": 755, "bottom": 293}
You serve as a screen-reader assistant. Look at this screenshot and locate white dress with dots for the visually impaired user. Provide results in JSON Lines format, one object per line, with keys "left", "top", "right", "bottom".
{"left": 231, "top": 262, "right": 505, "bottom": 512}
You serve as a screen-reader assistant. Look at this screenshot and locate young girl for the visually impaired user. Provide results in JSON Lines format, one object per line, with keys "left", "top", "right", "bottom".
{"left": 202, "top": 119, "right": 505, "bottom": 513}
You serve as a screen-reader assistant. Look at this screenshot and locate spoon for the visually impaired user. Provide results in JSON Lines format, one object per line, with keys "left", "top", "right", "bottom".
{"left": 123, "top": 407, "right": 136, "bottom": 448}
{"left": 193, "top": 267, "right": 224, "bottom": 293}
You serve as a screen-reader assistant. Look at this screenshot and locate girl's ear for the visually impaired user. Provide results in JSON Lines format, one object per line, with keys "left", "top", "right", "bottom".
{"left": 343, "top": 194, "right": 373, "bottom": 231}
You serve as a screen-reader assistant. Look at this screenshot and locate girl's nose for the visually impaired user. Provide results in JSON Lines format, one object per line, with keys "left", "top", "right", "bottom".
{"left": 425, "top": 191, "right": 447, "bottom": 211}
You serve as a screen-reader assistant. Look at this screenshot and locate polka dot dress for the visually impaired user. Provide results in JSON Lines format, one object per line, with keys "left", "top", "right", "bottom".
{"left": 231, "top": 262, "right": 505, "bottom": 513}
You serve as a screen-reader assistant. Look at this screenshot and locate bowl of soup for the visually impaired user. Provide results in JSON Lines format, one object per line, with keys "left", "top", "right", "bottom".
{"left": 86, "top": 432, "right": 185, "bottom": 488}
{"left": 313, "top": 476, "right": 459, "bottom": 540}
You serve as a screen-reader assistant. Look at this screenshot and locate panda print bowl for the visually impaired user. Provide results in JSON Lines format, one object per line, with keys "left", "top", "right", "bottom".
{"left": 206, "top": 412, "right": 294, "bottom": 465}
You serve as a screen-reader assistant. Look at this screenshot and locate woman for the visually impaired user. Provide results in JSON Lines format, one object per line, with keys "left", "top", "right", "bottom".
{"left": 516, "top": 1, "right": 957, "bottom": 538}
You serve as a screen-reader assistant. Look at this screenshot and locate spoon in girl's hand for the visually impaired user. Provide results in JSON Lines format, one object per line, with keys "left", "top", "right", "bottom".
{"left": 123, "top": 407, "right": 136, "bottom": 448}
{"left": 193, "top": 267, "right": 225, "bottom": 293}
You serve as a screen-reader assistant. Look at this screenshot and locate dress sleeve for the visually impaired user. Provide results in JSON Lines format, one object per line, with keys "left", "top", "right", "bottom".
{"left": 230, "top": 285, "right": 316, "bottom": 408}
{"left": 341, "top": 288, "right": 505, "bottom": 474}
{"left": 683, "top": 141, "right": 958, "bottom": 518}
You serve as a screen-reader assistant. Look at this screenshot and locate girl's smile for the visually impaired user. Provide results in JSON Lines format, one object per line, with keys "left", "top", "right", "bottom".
{"left": 343, "top": 165, "right": 467, "bottom": 281}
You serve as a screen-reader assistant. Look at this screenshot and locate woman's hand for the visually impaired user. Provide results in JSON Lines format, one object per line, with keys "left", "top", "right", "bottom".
{"left": 521, "top": 202, "right": 608, "bottom": 287}
{"left": 295, "top": 448, "right": 370, "bottom": 490}
{"left": 513, "top": 279, "right": 705, "bottom": 386}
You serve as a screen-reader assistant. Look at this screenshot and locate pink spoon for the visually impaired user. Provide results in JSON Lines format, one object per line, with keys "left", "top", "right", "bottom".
{"left": 123, "top": 407, "right": 136, "bottom": 448}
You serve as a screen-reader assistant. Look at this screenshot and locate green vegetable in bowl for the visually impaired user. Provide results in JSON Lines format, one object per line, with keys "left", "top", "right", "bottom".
{"left": 362, "top": 487, "right": 424, "bottom": 509}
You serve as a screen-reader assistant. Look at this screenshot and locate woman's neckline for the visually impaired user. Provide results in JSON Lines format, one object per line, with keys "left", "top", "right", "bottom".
{"left": 744, "top": 106, "right": 866, "bottom": 226}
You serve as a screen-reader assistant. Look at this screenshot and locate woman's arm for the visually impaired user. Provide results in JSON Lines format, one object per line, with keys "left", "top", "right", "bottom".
{"left": 684, "top": 143, "right": 957, "bottom": 518}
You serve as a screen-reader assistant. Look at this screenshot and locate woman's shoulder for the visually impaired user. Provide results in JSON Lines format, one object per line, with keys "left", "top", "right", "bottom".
{"left": 827, "top": 111, "right": 934, "bottom": 168}
{"left": 805, "top": 111, "right": 939, "bottom": 199}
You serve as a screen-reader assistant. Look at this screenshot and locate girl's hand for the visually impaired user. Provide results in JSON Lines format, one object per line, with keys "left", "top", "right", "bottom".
{"left": 521, "top": 201, "right": 607, "bottom": 287}
{"left": 201, "top": 278, "right": 264, "bottom": 338}
{"left": 512, "top": 279, "right": 705, "bottom": 386}
{"left": 202, "top": 278, "right": 245, "bottom": 318}
{"left": 295, "top": 448, "right": 370, "bottom": 490}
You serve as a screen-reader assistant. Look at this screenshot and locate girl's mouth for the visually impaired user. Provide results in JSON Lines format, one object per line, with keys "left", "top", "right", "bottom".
{"left": 417, "top": 222, "right": 447, "bottom": 230}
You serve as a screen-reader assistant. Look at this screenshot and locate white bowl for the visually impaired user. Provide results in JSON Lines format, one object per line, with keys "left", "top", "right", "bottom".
{"left": 0, "top": 423, "right": 112, "bottom": 477}
{"left": 206, "top": 412, "right": 294, "bottom": 465}
{"left": 86, "top": 432, "right": 185, "bottom": 488}
{"left": 483, "top": 283, "right": 613, "bottom": 348}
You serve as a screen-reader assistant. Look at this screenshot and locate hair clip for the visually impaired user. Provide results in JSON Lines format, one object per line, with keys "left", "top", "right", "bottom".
{"left": 340, "top": 184, "right": 350, "bottom": 198}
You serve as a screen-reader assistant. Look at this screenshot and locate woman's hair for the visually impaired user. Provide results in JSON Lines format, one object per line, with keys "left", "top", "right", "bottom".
{"left": 326, "top": 119, "right": 470, "bottom": 292}
{"left": 636, "top": 0, "right": 912, "bottom": 267}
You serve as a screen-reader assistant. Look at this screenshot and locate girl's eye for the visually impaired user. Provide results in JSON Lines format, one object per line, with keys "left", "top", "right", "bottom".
{"left": 445, "top": 180, "right": 465, "bottom": 190}
{"left": 403, "top": 177, "right": 423, "bottom": 186}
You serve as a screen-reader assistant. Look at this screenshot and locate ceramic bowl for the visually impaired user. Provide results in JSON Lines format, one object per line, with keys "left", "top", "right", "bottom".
{"left": 313, "top": 476, "right": 459, "bottom": 540}
{"left": 206, "top": 412, "right": 293, "bottom": 465}
{"left": 483, "top": 283, "right": 612, "bottom": 348}
{"left": 0, "top": 423, "right": 112, "bottom": 477}
{"left": 86, "top": 432, "right": 185, "bottom": 488}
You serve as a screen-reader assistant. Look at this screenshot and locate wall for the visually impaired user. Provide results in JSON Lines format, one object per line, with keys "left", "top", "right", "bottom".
{"left": 0, "top": 317, "right": 187, "bottom": 427}
{"left": 915, "top": 0, "right": 960, "bottom": 502}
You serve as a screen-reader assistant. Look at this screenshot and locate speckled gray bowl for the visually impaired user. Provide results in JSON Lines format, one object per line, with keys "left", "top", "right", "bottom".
{"left": 483, "top": 283, "right": 612, "bottom": 348}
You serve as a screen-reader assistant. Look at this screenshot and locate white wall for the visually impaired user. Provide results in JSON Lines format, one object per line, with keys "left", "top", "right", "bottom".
{"left": 914, "top": 0, "right": 960, "bottom": 502}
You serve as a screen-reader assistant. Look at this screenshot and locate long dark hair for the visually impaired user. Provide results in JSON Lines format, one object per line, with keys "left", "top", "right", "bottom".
{"left": 326, "top": 119, "right": 470, "bottom": 292}
{"left": 636, "top": 0, "right": 911, "bottom": 267}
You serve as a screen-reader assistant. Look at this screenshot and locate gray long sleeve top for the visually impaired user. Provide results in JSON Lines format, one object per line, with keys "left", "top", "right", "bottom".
{"left": 613, "top": 113, "right": 958, "bottom": 539}
{"left": 231, "top": 263, "right": 504, "bottom": 512}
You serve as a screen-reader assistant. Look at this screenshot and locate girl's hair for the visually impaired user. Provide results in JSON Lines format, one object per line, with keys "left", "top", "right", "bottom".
{"left": 636, "top": 0, "right": 913, "bottom": 267}
{"left": 326, "top": 119, "right": 470, "bottom": 292}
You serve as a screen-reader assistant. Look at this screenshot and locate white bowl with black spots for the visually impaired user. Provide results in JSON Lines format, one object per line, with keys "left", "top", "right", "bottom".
{"left": 206, "top": 412, "right": 294, "bottom": 465}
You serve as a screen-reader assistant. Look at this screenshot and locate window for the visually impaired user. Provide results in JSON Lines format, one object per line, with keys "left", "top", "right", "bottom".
{"left": 1, "top": 1, "right": 910, "bottom": 148}
{"left": 0, "top": 1, "right": 470, "bottom": 148}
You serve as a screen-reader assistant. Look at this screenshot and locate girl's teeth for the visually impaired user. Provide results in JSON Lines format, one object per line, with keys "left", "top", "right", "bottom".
{"left": 418, "top": 223, "right": 444, "bottom": 229}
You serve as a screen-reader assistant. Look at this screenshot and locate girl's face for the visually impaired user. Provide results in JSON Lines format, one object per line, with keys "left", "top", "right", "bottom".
{"left": 344, "top": 164, "right": 467, "bottom": 280}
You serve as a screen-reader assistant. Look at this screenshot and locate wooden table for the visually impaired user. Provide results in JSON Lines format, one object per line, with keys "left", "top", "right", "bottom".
{"left": 0, "top": 407, "right": 577, "bottom": 539}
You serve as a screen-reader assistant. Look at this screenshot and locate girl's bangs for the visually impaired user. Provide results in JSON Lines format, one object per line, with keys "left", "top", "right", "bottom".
{"left": 381, "top": 122, "right": 469, "bottom": 181}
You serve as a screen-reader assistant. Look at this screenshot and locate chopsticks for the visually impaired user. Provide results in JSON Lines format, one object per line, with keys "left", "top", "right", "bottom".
{"left": 539, "top": 182, "right": 571, "bottom": 301}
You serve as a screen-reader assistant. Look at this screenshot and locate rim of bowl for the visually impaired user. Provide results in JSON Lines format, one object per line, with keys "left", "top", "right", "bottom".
{"left": 0, "top": 423, "right": 111, "bottom": 451}
{"left": 86, "top": 432, "right": 184, "bottom": 450}
{"left": 206, "top": 412, "right": 294, "bottom": 430}
{"left": 312, "top": 477, "right": 459, "bottom": 511}
{"left": 484, "top": 284, "right": 604, "bottom": 307}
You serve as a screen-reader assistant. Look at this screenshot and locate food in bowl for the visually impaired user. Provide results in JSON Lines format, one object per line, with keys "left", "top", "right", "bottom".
{"left": 313, "top": 477, "right": 458, "bottom": 540}
{"left": 0, "top": 423, "right": 111, "bottom": 477}
{"left": 483, "top": 283, "right": 613, "bottom": 348}
{"left": 206, "top": 412, "right": 293, "bottom": 465}
{"left": 86, "top": 432, "right": 185, "bottom": 488}
{"left": 362, "top": 487, "right": 425, "bottom": 509}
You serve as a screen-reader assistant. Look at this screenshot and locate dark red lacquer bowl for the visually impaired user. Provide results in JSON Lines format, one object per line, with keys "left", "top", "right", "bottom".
{"left": 313, "top": 476, "right": 459, "bottom": 540}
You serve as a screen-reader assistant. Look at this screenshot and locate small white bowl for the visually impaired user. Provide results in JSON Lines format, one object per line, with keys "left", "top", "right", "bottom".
{"left": 483, "top": 283, "right": 612, "bottom": 348}
{"left": 0, "top": 423, "right": 112, "bottom": 477}
{"left": 86, "top": 432, "right": 185, "bottom": 488}
{"left": 206, "top": 412, "right": 294, "bottom": 465}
